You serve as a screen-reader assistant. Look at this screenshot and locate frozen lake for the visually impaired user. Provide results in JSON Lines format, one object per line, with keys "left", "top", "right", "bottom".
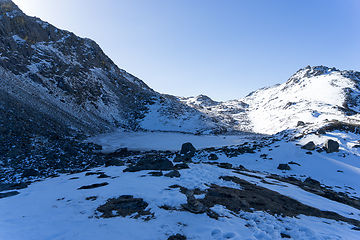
{"left": 86, "top": 131, "right": 261, "bottom": 153}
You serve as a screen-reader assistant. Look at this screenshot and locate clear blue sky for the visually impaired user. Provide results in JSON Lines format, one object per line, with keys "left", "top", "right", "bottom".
{"left": 12, "top": 0, "right": 360, "bottom": 101}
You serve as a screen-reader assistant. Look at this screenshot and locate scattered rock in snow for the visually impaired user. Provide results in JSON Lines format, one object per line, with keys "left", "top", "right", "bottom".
{"left": 174, "top": 163, "right": 190, "bottom": 170}
{"left": 304, "top": 177, "right": 321, "bottom": 188}
{"left": 111, "top": 148, "right": 131, "bottom": 157}
{"left": 105, "top": 158, "right": 125, "bottom": 167}
{"left": 281, "top": 233, "right": 291, "bottom": 239}
{"left": 181, "top": 190, "right": 207, "bottom": 214}
{"left": 97, "top": 173, "right": 111, "bottom": 178}
{"left": 316, "top": 128, "right": 326, "bottom": 135}
{"left": 323, "top": 139, "right": 340, "bottom": 153}
{"left": 297, "top": 121, "right": 306, "bottom": 127}
{"left": 167, "top": 234, "right": 187, "bottom": 240}
{"left": 96, "top": 195, "right": 151, "bottom": 218}
{"left": 124, "top": 156, "right": 173, "bottom": 172}
{"left": 218, "top": 162, "right": 233, "bottom": 169}
{"left": 85, "top": 196, "right": 98, "bottom": 201}
{"left": 180, "top": 142, "right": 196, "bottom": 157}
{"left": 301, "top": 141, "right": 316, "bottom": 151}
{"left": 222, "top": 147, "right": 240, "bottom": 158}
{"left": 85, "top": 171, "right": 105, "bottom": 176}
{"left": 148, "top": 171, "right": 163, "bottom": 177}
{"left": 77, "top": 182, "right": 109, "bottom": 190}
{"left": 164, "top": 170, "right": 181, "bottom": 178}
{"left": 208, "top": 153, "right": 219, "bottom": 160}
{"left": 173, "top": 154, "right": 192, "bottom": 163}
{"left": 277, "top": 164, "right": 291, "bottom": 171}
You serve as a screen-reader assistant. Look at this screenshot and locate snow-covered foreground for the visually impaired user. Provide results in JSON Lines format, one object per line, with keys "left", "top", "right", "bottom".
{"left": 1, "top": 164, "right": 359, "bottom": 240}
{"left": 86, "top": 131, "right": 261, "bottom": 153}
{"left": 1, "top": 131, "right": 360, "bottom": 240}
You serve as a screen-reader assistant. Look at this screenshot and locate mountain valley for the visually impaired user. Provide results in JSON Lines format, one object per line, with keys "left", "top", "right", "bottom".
{"left": 1, "top": 1, "right": 360, "bottom": 239}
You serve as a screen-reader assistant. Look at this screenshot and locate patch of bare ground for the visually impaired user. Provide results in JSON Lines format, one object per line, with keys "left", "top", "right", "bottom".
{"left": 96, "top": 195, "right": 153, "bottom": 220}
{"left": 267, "top": 174, "right": 360, "bottom": 211}
{"left": 199, "top": 176, "right": 360, "bottom": 228}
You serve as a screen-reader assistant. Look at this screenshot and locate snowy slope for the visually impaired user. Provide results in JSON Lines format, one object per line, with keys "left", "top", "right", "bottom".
{"left": 180, "top": 66, "right": 360, "bottom": 135}
{"left": 243, "top": 66, "right": 360, "bottom": 134}
{"left": 1, "top": 132, "right": 360, "bottom": 240}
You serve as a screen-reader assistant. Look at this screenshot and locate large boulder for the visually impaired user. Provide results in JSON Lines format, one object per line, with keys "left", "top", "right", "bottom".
{"left": 323, "top": 139, "right": 339, "bottom": 153}
{"left": 180, "top": 142, "right": 196, "bottom": 157}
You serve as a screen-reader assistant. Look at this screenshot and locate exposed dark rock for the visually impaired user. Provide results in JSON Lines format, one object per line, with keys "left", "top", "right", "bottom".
{"left": 110, "top": 148, "right": 131, "bottom": 158}
{"left": 202, "top": 176, "right": 360, "bottom": 228}
{"left": 86, "top": 196, "right": 98, "bottom": 201}
{"left": 180, "top": 142, "right": 196, "bottom": 157}
{"left": 304, "top": 177, "right": 321, "bottom": 188}
{"left": 105, "top": 158, "right": 124, "bottom": 167}
{"left": 181, "top": 190, "right": 207, "bottom": 214}
{"left": 238, "top": 146, "right": 256, "bottom": 154}
{"left": 317, "top": 121, "right": 360, "bottom": 135}
{"left": 174, "top": 163, "right": 190, "bottom": 170}
{"left": 0, "top": 182, "right": 27, "bottom": 192}
{"left": 277, "top": 164, "right": 290, "bottom": 171}
{"left": 168, "top": 234, "right": 187, "bottom": 240}
{"left": 173, "top": 154, "right": 192, "bottom": 163}
{"left": 96, "top": 195, "right": 151, "bottom": 218}
{"left": 98, "top": 173, "right": 111, "bottom": 178}
{"left": 288, "top": 161, "right": 301, "bottom": 166}
{"left": 77, "top": 182, "right": 109, "bottom": 190}
{"left": 268, "top": 175, "right": 360, "bottom": 211}
{"left": 281, "top": 233, "right": 291, "bottom": 239}
{"left": 301, "top": 141, "right": 316, "bottom": 151}
{"left": 0, "top": 191, "right": 19, "bottom": 199}
{"left": 164, "top": 170, "right": 181, "bottom": 178}
{"left": 323, "top": 139, "right": 339, "bottom": 153}
{"left": 21, "top": 168, "right": 39, "bottom": 177}
{"left": 85, "top": 171, "right": 104, "bottom": 176}
{"left": 222, "top": 147, "right": 240, "bottom": 158}
{"left": 208, "top": 153, "right": 218, "bottom": 160}
{"left": 297, "top": 121, "right": 306, "bottom": 127}
{"left": 124, "top": 156, "right": 173, "bottom": 172}
{"left": 218, "top": 163, "right": 233, "bottom": 169}
{"left": 316, "top": 129, "right": 326, "bottom": 135}
{"left": 148, "top": 171, "right": 163, "bottom": 177}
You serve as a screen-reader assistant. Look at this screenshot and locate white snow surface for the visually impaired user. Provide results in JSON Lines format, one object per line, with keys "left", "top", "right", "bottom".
{"left": 86, "top": 131, "right": 261, "bottom": 153}
{"left": 2, "top": 131, "right": 360, "bottom": 239}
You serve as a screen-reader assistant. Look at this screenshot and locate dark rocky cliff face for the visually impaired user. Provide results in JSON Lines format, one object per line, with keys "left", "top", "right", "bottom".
{"left": 0, "top": 0, "right": 157, "bottom": 134}
{"left": 0, "top": 0, "right": 159, "bottom": 181}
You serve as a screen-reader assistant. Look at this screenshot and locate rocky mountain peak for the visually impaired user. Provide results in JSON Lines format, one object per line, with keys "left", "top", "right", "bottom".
{"left": 285, "top": 65, "right": 339, "bottom": 86}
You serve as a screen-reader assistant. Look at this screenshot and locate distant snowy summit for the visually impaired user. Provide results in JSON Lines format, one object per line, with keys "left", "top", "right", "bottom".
{"left": 180, "top": 65, "right": 360, "bottom": 135}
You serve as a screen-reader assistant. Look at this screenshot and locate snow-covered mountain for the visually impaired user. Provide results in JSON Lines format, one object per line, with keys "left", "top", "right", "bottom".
{"left": 181, "top": 65, "right": 360, "bottom": 135}
{"left": 0, "top": 0, "right": 224, "bottom": 137}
